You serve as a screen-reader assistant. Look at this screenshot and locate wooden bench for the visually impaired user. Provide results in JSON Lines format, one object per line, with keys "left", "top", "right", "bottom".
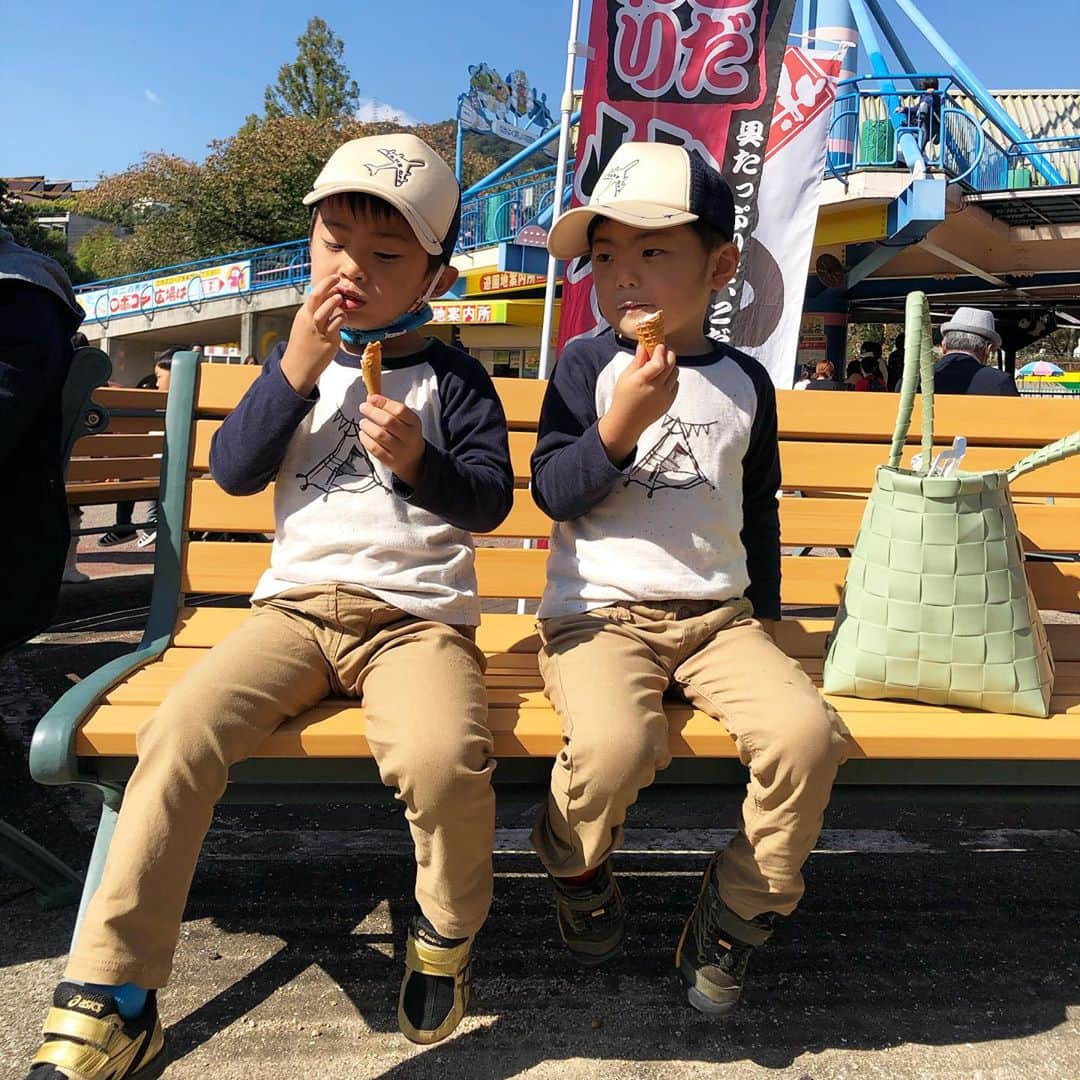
{"left": 30, "top": 351, "right": 1080, "bottom": 923}
{"left": 65, "top": 385, "right": 167, "bottom": 519}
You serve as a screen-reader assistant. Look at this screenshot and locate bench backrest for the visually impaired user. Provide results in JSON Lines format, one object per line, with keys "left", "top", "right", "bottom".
{"left": 157, "top": 353, "right": 1080, "bottom": 623}
{"left": 67, "top": 386, "right": 167, "bottom": 485}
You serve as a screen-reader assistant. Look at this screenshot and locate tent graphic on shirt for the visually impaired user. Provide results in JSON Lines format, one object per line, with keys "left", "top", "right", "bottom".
{"left": 624, "top": 414, "right": 715, "bottom": 498}
{"left": 296, "top": 409, "right": 386, "bottom": 498}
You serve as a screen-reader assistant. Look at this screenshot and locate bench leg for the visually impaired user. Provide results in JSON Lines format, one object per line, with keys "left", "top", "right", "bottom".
{"left": 70, "top": 788, "right": 123, "bottom": 949}
{"left": 0, "top": 819, "right": 83, "bottom": 910}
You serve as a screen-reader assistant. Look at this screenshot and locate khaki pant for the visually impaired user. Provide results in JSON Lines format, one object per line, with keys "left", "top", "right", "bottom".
{"left": 532, "top": 599, "right": 850, "bottom": 922}
{"left": 67, "top": 586, "right": 495, "bottom": 988}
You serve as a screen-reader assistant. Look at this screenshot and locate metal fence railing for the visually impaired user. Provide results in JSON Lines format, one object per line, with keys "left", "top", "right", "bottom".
{"left": 76, "top": 161, "right": 579, "bottom": 321}
{"left": 457, "top": 161, "right": 574, "bottom": 252}
{"left": 825, "top": 75, "right": 1080, "bottom": 196}
{"left": 1005, "top": 136, "right": 1080, "bottom": 189}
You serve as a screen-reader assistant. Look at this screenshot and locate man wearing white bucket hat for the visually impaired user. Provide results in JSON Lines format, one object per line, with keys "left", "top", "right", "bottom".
{"left": 936, "top": 306, "right": 1018, "bottom": 396}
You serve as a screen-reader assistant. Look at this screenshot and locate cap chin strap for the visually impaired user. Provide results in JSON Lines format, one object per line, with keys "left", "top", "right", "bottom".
{"left": 340, "top": 266, "right": 445, "bottom": 348}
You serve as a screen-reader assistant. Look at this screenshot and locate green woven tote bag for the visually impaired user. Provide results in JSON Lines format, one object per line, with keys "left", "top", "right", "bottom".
{"left": 822, "top": 291, "right": 1080, "bottom": 718}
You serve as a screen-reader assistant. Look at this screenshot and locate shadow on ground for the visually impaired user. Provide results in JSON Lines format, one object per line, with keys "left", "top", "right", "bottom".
{"left": 140, "top": 798, "right": 1079, "bottom": 1076}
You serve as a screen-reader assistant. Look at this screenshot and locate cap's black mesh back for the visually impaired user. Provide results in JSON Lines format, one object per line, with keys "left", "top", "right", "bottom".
{"left": 443, "top": 198, "right": 462, "bottom": 257}
{"left": 687, "top": 153, "right": 735, "bottom": 242}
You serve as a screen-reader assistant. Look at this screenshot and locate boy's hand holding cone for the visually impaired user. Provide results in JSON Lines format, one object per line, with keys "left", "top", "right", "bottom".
{"left": 597, "top": 308, "right": 679, "bottom": 464}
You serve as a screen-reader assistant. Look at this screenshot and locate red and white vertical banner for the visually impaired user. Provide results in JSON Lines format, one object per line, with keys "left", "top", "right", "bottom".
{"left": 738, "top": 47, "right": 841, "bottom": 387}
{"left": 558, "top": 0, "right": 797, "bottom": 352}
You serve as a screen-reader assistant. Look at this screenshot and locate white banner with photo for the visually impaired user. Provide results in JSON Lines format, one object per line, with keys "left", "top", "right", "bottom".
{"left": 738, "top": 48, "right": 841, "bottom": 388}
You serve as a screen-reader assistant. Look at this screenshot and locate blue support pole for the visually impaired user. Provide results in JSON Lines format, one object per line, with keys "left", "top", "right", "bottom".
{"left": 813, "top": 0, "right": 860, "bottom": 80}
{"left": 891, "top": 0, "right": 1065, "bottom": 186}
{"left": 847, "top": 0, "right": 925, "bottom": 174}
{"left": 461, "top": 114, "right": 580, "bottom": 200}
{"left": 863, "top": 0, "right": 918, "bottom": 74}
{"left": 846, "top": 0, "right": 900, "bottom": 114}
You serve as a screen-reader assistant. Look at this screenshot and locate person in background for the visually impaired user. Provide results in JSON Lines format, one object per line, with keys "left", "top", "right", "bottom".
{"left": 887, "top": 332, "right": 905, "bottom": 391}
{"left": 935, "top": 307, "right": 1018, "bottom": 396}
{"left": 99, "top": 349, "right": 177, "bottom": 547}
{"left": 0, "top": 225, "right": 85, "bottom": 647}
{"left": 844, "top": 359, "right": 863, "bottom": 388}
{"left": 859, "top": 340, "right": 886, "bottom": 384}
{"left": 63, "top": 332, "right": 94, "bottom": 582}
{"left": 793, "top": 364, "right": 812, "bottom": 390}
{"left": 243, "top": 353, "right": 259, "bottom": 365}
{"left": 896, "top": 77, "right": 942, "bottom": 152}
{"left": 804, "top": 360, "right": 844, "bottom": 391}
{"left": 854, "top": 357, "right": 886, "bottom": 392}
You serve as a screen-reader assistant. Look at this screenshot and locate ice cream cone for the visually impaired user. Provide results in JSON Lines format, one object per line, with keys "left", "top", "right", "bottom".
{"left": 636, "top": 310, "right": 665, "bottom": 353}
{"left": 362, "top": 341, "right": 382, "bottom": 396}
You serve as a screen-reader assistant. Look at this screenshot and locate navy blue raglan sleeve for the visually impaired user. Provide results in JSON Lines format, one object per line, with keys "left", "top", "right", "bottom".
{"left": 730, "top": 350, "right": 782, "bottom": 621}
{"left": 394, "top": 347, "right": 513, "bottom": 533}
{"left": 530, "top": 339, "right": 629, "bottom": 521}
{"left": 209, "top": 344, "right": 318, "bottom": 496}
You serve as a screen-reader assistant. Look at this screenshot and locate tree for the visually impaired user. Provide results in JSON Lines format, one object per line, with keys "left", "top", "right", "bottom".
{"left": 75, "top": 116, "right": 501, "bottom": 278}
{"left": 264, "top": 17, "right": 360, "bottom": 121}
{"left": 0, "top": 179, "right": 88, "bottom": 283}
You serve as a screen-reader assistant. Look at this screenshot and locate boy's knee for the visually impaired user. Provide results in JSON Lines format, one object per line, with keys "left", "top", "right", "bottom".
{"left": 569, "top": 718, "right": 669, "bottom": 795}
{"left": 382, "top": 728, "right": 494, "bottom": 811}
{"left": 135, "top": 707, "right": 230, "bottom": 779}
{"left": 771, "top": 698, "right": 848, "bottom": 778}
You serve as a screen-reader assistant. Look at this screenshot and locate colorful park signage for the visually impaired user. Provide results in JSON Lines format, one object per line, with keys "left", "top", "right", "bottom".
{"left": 558, "top": 0, "right": 798, "bottom": 351}
{"left": 429, "top": 299, "right": 552, "bottom": 328}
{"left": 457, "top": 62, "right": 557, "bottom": 152}
{"left": 77, "top": 260, "right": 251, "bottom": 324}
{"left": 467, "top": 269, "right": 546, "bottom": 295}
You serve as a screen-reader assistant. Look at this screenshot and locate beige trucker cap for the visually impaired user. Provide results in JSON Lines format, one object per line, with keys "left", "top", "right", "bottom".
{"left": 547, "top": 141, "right": 735, "bottom": 261}
{"left": 303, "top": 133, "right": 461, "bottom": 256}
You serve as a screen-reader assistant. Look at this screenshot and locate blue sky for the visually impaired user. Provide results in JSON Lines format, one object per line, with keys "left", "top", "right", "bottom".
{"left": 4, "top": 1, "right": 1079, "bottom": 182}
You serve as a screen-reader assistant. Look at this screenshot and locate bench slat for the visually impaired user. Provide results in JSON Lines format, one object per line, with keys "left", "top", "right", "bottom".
{"left": 100, "top": 651, "right": 1080, "bottom": 706}
{"left": 72, "top": 434, "right": 163, "bottom": 458}
{"left": 780, "top": 443, "right": 1080, "bottom": 497}
{"left": 93, "top": 387, "right": 167, "bottom": 411}
{"left": 190, "top": 419, "right": 535, "bottom": 483}
{"left": 92, "top": 415, "right": 165, "bottom": 435}
{"left": 180, "top": 541, "right": 551, "bottom": 597}
{"left": 178, "top": 542, "right": 1080, "bottom": 609}
{"left": 181, "top": 482, "right": 1080, "bottom": 555}
{"left": 173, "top": 608, "right": 545, "bottom": 652}
{"left": 67, "top": 480, "right": 159, "bottom": 505}
{"left": 779, "top": 498, "right": 1080, "bottom": 553}
{"left": 165, "top": 609, "right": 1080, "bottom": 663}
{"left": 190, "top": 366, "right": 1075, "bottom": 447}
{"left": 775, "top": 391, "right": 1079, "bottom": 447}
{"left": 185, "top": 480, "right": 552, "bottom": 538}
{"left": 67, "top": 457, "right": 162, "bottom": 483}
{"left": 75, "top": 698, "right": 1080, "bottom": 760}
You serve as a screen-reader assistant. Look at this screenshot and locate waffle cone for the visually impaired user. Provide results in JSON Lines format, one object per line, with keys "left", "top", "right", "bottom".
{"left": 636, "top": 310, "right": 665, "bottom": 353}
{"left": 361, "top": 341, "right": 382, "bottom": 396}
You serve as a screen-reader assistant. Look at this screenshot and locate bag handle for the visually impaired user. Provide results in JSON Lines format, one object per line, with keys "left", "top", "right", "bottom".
{"left": 1007, "top": 429, "right": 1080, "bottom": 483}
{"left": 889, "top": 291, "right": 935, "bottom": 473}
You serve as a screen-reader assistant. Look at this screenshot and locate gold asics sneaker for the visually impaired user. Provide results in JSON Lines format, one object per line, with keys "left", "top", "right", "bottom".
{"left": 27, "top": 982, "right": 166, "bottom": 1079}
{"left": 398, "top": 915, "right": 473, "bottom": 1045}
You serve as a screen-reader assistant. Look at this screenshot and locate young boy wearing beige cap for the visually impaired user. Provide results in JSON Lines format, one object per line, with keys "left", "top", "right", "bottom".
{"left": 531, "top": 142, "right": 850, "bottom": 1017}
{"left": 25, "top": 133, "right": 513, "bottom": 1077}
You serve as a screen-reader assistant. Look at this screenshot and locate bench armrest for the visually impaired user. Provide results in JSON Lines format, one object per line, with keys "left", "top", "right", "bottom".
{"left": 30, "top": 637, "right": 170, "bottom": 787}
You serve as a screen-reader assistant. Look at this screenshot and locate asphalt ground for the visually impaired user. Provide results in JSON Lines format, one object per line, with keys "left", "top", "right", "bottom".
{"left": 1, "top": 511, "right": 1077, "bottom": 1079}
